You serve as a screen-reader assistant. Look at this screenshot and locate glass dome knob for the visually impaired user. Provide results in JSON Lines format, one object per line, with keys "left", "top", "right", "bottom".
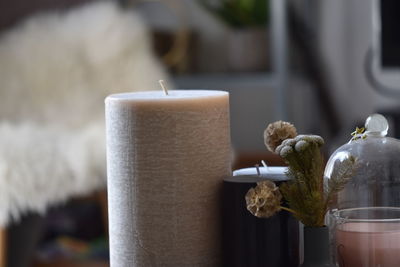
{"left": 365, "top": 113, "right": 389, "bottom": 136}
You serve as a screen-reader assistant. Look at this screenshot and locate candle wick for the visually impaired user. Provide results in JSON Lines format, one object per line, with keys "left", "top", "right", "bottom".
{"left": 261, "top": 160, "right": 269, "bottom": 171}
{"left": 159, "top": 80, "right": 169, "bottom": 96}
{"left": 255, "top": 164, "right": 261, "bottom": 177}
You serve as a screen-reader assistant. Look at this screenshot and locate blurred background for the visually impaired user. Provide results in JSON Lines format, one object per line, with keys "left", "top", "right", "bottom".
{"left": 0, "top": 0, "right": 399, "bottom": 266}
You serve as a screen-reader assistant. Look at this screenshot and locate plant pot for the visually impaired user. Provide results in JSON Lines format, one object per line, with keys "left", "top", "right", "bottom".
{"left": 226, "top": 28, "right": 270, "bottom": 72}
{"left": 301, "top": 226, "right": 335, "bottom": 267}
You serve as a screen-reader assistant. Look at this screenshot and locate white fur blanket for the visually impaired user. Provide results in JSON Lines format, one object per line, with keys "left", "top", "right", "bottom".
{"left": 0, "top": 1, "right": 167, "bottom": 226}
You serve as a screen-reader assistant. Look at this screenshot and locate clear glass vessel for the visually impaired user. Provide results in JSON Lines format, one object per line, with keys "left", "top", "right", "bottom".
{"left": 330, "top": 207, "right": 400, "bottom": 267}
{"left": 324, "top": 114, "right": 400, "bottom": 267}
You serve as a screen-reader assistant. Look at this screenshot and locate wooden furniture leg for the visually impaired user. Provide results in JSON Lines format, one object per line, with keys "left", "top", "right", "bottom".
{"left": 0, "top": 227, "right": 6, "bottom": 267}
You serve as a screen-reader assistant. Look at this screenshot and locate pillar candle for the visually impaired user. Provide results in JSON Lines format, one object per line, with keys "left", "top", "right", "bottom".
{"left": 222, "top": 175, "right": 299, "bottom": 267}
{"left": 105, "top": 90, "right": 232, "bottom": 266}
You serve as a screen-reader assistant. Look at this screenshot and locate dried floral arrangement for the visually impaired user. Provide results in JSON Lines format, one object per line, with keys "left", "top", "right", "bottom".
{"left": 246, "top": 121, "right": 357, "bottom": 227}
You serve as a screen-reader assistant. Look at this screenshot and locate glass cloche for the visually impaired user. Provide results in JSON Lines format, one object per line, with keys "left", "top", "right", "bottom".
{"left": 325, "top": 114, "right": 400, "bottom": 267}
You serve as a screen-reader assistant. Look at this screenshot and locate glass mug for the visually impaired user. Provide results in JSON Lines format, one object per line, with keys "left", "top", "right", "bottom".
{"left": 330, "top": 207, "right": 400, "bottom": 267}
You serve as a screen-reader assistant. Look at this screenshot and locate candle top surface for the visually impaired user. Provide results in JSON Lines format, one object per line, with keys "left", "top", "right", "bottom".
{"left": 233, "top": 167, "right": 288, "bottom": 181}
{"left": 106, "top": 90, "right": 228, "bottom": 102}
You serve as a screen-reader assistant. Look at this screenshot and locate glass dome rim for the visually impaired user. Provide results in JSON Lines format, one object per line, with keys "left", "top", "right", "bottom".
{"left": 332, "top": 206, "right": 400, "bottom": 222}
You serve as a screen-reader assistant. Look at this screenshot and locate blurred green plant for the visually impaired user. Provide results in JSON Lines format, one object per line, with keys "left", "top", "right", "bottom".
{"left": 199, "top": 0, "right": 269, "bottom": 28}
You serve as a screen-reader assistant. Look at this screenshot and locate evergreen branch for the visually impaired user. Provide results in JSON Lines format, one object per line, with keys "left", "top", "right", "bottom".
{"left": 323, "top": 156, "right": 357, "bottom": 212}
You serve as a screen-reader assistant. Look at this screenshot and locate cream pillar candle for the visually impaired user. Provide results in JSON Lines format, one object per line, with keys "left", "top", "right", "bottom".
{"left": 105, "top": 90, "right": 232, "bottom": 267}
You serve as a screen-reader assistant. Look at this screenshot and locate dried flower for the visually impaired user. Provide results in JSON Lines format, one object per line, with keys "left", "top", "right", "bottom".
{"left": 279, "top": 145, "right": 294, "bottom": 158}
{"left": 281, "top": 138, "right": 297, "bottom": 147}
{"left": 264, "top": 121, "right": 297, "bottom": 153}
{"left": 250, "top": 120, "right": 357, "bottom": 227}
{"left": 351, "top": 127, "right": 366, "bottom": 141}
{"left": 294, "top": 140, "right": 309, "bottom": 152}
{"left": 295, "top": 134, "right": 324, "bottom": 146}
{"left": 245, "top": 180, "right": 282, "bottom": 218}
{"left": 276, "top": 138, "right": 294, "bottom": 155}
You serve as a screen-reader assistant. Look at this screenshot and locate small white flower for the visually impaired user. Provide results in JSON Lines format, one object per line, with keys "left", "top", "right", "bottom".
{"left": 307, "top": 135, "right": 324, "bottom": 145}
{"left": 295, "top": 135, "right": 307, "bottom": 141}
{"left": 280, "top": 145, "right": 294, "bottom": 158}
{"left": 276, "top": 138, "right": 296, "bottom": 154}
{"left": 281, "top": 138, "right": 296, "bottom": 147}
{"left": 275, "top": 143, "right": 284, "bottom": 154}
{"left": 295, "top": 134, "right": 324, "bottom": 146}
{"left": 295, "top": 140, "right": 309, "bottom": 152}
{"left": 315, "top": 137, "right": 324, "bottom": 145}
{"left": 275, "top": 144, "right": 285, "bottom": 155}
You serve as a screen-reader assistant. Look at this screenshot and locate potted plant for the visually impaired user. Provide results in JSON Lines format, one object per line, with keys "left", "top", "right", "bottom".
{"left": 199, "top": 0, "right": 270, "bottom": 71}
{"left": 245, "top": 121, "right": 358, "bottom": 266}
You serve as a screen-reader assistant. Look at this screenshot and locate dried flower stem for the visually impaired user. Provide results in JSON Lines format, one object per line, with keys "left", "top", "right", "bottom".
{"left": 280, "top": 206, "right": 297, "bottom": 215}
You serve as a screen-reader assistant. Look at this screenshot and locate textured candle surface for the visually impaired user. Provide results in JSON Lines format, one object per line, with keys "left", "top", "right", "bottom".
{"left": 105, "top": 90, "right": 232, "bottom": 266}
